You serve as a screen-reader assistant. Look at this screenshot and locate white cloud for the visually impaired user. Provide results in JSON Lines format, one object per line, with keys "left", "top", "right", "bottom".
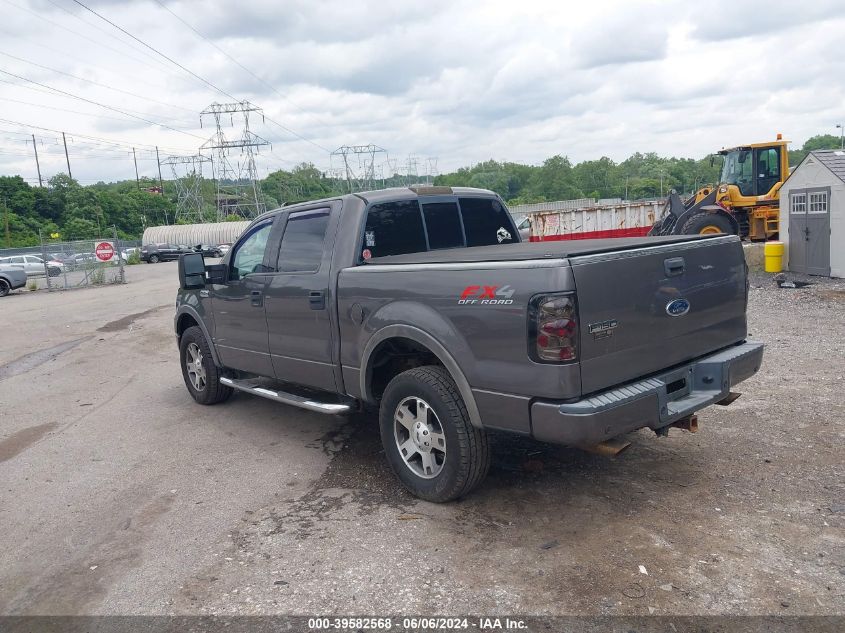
{"left": 0, "top": 0, "right": 844, "bottom": 185}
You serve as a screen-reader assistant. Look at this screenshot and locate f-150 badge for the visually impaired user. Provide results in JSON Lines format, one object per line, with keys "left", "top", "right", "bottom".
{"left": 588, "top": 319, "right": 618, "bottom": 339}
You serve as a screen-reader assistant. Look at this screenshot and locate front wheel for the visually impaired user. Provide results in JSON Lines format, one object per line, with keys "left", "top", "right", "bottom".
{"left": 379, "top": 366, "right": 490, "bottom": 502}
{"left": 682, "top": 212, "right": 735, "bottom": 235}
{"left": 148, "top": 254, "right": 160, "bottom": 263}
{"left": 179, "top": 326, "right": 232, "bottom": 405}
{"left": 0, "top": 279, "right": 10, "bottom": 297}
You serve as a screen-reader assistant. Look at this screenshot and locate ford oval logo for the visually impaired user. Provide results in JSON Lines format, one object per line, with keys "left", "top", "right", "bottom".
{"left": 666, "top": 298, "right": 691, "bottom": 317}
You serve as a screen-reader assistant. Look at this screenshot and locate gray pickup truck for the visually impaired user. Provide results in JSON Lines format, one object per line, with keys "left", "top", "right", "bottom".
{"left": 174, "top": 186, "right": 763, "bottom": 501}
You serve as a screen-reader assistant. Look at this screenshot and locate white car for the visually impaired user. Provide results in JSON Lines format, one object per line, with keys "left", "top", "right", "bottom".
{"left": 0, "top": 255, "right": 63, "bottom": 277}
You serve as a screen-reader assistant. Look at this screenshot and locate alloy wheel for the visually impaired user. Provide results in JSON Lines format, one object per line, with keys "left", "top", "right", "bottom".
{"left": 393, "top": 396, "right": 446, "bottom": 479}
{"left": 185, "top": 342, "right": 206, "bottom": 391}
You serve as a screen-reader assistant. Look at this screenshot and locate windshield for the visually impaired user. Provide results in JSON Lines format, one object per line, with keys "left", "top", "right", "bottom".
{"left": 720, "top": 150, "right": 754, "bottom": 195}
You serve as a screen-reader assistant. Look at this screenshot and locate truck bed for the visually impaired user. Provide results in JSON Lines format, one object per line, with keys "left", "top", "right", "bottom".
{"left": 365, "top": 234, "right": 724, "bottom": 265}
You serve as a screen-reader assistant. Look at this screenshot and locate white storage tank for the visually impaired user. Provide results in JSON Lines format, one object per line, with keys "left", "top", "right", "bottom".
{"left": 141, "top": 221, "right": 250, "bottom": 247}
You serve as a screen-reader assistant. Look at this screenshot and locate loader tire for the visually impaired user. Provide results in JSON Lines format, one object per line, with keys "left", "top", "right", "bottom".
{"left": 682, "top": 212, "right": 735, "bottom": 236}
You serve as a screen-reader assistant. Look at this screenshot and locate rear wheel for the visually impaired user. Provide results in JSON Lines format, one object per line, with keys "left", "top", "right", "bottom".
{"left": 379, "top": 366, "right": 490, "bottom": 502}
{"left": 179, "top": 326, "right": 232, "bottom": 405}
{"left": 0, "top": 279, "right": 10, "bottom": 297}
{"left": 682, "top": 212, "right": 735, "bottom": 235}
{"left": 148, "top": 254, "right": 160, "bottom": 263}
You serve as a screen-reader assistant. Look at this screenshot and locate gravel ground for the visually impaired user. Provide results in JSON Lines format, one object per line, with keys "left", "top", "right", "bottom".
{"left": 172, "top": 263, "right": 845, "bottom": 617}
{"left": 0, "top": 252, "right": 843, "bottom": 619}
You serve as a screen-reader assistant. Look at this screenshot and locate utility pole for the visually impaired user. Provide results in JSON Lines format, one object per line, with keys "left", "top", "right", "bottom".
{"left": 31, "top": 135, "right": 43, "bottom": 187}
{"left": 3, "top": 197, "right": 10, "bottom": 248}
{"left": 133, "top": 147, "right": 140, "bottom": 189}
{"left": 837, "top": 124, "right": 844, "bottom": 150}
{"left": 155, "top": 146, "right": 164, "bottom": 193}
{"left": 61, "top": 132, "right": 72, "bottom": 179}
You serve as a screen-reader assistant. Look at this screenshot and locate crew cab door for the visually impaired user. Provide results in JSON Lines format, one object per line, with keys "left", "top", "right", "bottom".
{"left": 210, "top": 217, "right": 277, "bottom": 376}
{"left": 264, "top": 204, "right": 341, "bottom": 392}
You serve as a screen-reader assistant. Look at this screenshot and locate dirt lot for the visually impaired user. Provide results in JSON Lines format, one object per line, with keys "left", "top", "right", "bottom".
{"left": 0, "top": 255, "right": 843, "bottom": 619}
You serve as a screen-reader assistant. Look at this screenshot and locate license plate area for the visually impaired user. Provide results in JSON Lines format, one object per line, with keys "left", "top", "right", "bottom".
{"left": 663, "top": 367, "right": 693, "bottom": 401}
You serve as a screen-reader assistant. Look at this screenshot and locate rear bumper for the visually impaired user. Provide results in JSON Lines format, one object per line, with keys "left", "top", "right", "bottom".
{"left": 530, "top": 341, "right": 764, "bottom": 447}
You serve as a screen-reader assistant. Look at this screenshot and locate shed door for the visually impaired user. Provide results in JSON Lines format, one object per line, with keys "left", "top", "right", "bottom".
{"left": 789, "top": 189, "right": 830, "bottom": 276}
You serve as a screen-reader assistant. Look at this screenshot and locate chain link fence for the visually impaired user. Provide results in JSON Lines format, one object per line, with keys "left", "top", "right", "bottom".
{"left": 0, "top": 226, "right": 134, "bottom": 292}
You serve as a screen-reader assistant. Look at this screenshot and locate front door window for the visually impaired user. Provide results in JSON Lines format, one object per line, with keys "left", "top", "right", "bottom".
{"left": 231, "top": 222, "right": 272, "bottom": 280}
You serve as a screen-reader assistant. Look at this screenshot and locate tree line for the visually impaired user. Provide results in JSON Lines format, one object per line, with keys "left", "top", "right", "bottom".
{"left": 1, "top": 133, "right": 839, "bottom": 247}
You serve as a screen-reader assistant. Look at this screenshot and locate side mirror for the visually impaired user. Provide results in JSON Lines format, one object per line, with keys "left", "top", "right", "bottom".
{"left": 205, "top": 263, "right": 228, "bottom": 285}
{"left": 178, "top": 253, "right": 206, "bottom": 289}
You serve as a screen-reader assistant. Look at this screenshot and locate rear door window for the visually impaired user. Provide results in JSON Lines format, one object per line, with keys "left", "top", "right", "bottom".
{"left": 459, "top": 197, "right": 517, "bottom": 247}
{"left": 422, "top": 202, "right": 464, "bottom": 250}
{"left": 277, "top": 209, "right": 331, "bottom": 272}
{"left": 362, "top": 200, "right": 426, "bottom": 258}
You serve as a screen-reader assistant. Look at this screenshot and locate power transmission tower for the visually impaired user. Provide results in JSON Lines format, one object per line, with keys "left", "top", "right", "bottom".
{"left": 425, "top": 157, "right": 439, "bottom": 185}
{"left": 381, "top": 157, "right": 398, "bottom": 188}
{"left": 330, "top": 144, "right": 386, "bottom": 193}
{"left": 404, "top": 154, "right": 419, "bottom": 187}
{"left": 162, "top": 155, "right": 212, "bottom": 224}
{"left": 200, "top": 101, "right": 271, "bottom": 220}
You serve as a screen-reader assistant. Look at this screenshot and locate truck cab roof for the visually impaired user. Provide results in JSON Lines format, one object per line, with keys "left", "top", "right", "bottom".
{"left": 257, "top": 186, "right": 500, "bottom": 222}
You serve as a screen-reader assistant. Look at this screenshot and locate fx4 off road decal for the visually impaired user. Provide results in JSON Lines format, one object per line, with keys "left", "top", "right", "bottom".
{"left": 458, "top": 285, "right": 515, "bottom": 305}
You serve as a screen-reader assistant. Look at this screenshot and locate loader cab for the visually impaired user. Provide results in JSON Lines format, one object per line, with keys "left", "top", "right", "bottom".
{"left": 718, "top": 141, "right": 789, "bottom": 199}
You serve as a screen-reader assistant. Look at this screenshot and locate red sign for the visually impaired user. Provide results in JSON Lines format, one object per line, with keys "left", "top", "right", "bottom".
{"left": 95, "top": 241, "right": 115, "bottom": 262}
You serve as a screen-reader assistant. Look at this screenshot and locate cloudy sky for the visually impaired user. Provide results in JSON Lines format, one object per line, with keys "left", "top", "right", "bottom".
{"left": 0, "top": 0, "right": 843, "bottom": 185}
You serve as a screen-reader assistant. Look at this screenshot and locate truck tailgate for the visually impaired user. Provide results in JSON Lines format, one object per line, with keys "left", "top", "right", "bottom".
{"left": 571, "top": 235, "right": 748, "bottom": 395}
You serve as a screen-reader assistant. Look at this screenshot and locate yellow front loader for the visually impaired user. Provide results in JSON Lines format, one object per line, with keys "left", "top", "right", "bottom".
{"left": 650, "top": 137, "right": 788, "bottom": 240}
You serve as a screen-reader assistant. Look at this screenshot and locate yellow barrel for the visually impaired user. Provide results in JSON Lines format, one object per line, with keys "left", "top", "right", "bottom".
{"left": 764, "top": 240, "right": 784, "bottom": 273}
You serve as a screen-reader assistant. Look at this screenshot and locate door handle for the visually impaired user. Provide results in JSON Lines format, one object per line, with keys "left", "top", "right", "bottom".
{"left": 664, "top": 257, "right": 685, "bottom": 277}
{"left": 309, "top": 290, "right": 326, "bottom": 311}
{"left": 250, "top": 290, "right": 263, "bottom": 307}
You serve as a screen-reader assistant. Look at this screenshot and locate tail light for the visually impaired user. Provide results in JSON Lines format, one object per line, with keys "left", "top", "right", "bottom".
{"left": 529, "top": 293, "right": 578, "bottom": 363}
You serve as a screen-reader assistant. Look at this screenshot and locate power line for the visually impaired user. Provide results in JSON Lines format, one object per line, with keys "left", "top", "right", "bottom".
{"left": 0, "top": 94, "right": 196, "bottom": 128}
{"left": 0, "top": 50, "right": 199, "bottom": 115}
{"left": 71, "top": 0, "right": 240, "bottom": 102}
{"left": 0, "top": 76, "right": 197, "bottom": 128}
{"left": 72, "top": 0, "right": 333, "bottom": 155}
{"left": 0, "top": 69, "right": 204, "bottom": 139}
{"left": 263, "top": 116, "right": 332, "bottom": 154}
{"left": 0, "top": 117, "right": 193, "bottom": 154}
{"left": 1, "top": 0, "right": 177, "bottom": 78}
{"left": 151, "top": 0, "right": 336, "bottom": 135}
{"left": 43, "top": 0, "right": 177, "bottom": 75}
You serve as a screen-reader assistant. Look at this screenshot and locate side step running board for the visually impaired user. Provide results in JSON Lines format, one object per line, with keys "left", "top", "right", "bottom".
{"left": 219, "top": 376, "right": 352, "bottom": 415}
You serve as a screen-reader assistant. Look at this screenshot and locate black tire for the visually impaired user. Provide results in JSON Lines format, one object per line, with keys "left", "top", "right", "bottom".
{"left": 681, "top": 212, "right": 735, "bottom": 236}
{"left": 0, "top": 278, "right": 10, "bottom": 297}
{"left": 179, "top": 326, "right": 232, "bottom": 405}
{"left": 379, "top": 365, "right": 490, "bottom": 502}
{"left": 148, "top": 254, "right": 160, "bottom": 263}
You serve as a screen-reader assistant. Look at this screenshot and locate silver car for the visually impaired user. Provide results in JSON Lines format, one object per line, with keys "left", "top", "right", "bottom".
{"left": 0, "top": 255, "right": 63, "bottom": 277}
